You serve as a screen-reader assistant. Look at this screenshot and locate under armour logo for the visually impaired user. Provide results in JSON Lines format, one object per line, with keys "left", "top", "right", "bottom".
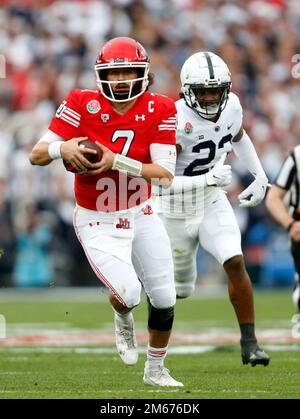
{"left": 116, "top": 218, "right": 131, "bottom": 229}
{"left": 135, "top": 114, "right": 146, "bottom": 121}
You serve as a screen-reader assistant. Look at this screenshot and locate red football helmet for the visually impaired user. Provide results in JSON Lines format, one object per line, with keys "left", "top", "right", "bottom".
{"left": 95, "top": 37, "right": 150, "bottom": 102}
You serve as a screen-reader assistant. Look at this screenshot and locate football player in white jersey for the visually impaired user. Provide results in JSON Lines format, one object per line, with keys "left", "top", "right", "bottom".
{"left": 159, "top": 51, "right": 270, "bottom": 367}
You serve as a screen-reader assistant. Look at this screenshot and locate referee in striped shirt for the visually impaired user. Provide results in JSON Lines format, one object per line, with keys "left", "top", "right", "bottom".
{"left": 266, "top": 146, "right": 300, "bottom": 314}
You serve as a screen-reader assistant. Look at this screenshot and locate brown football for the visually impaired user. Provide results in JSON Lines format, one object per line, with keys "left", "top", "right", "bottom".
{"left": 63, "top": 139, "right": 103, "bottom": 173}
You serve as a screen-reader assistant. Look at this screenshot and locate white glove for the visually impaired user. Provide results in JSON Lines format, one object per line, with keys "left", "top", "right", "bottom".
{"left": 205, "top": 153, "right": 232, "bottom": 187}
{"left": 238, "top": 177, "right": 268, "bottom": 207}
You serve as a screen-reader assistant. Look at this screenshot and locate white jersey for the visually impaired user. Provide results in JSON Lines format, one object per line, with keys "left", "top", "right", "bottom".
{"left": 175, "top": 92, "right": 242, "bottom": 176}
{"left": 159, "top": 92, "right": 243, "bottom": 218}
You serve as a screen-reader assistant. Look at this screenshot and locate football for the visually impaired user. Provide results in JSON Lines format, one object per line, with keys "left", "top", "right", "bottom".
{"left": 63, "top": 139, "right": 103, "bottom": 173}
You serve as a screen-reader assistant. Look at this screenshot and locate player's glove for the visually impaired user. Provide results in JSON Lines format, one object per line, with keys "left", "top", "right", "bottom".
{"left": 238, "top": 176, "right": 268, "bottom": 208}
{"left": 205, "top": 153, "right": 232, "bottom": 187}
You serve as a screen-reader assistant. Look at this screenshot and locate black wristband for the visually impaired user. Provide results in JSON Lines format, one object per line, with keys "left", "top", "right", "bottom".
{"left": 287, "top": 220, "right": 295, "bottom": 232}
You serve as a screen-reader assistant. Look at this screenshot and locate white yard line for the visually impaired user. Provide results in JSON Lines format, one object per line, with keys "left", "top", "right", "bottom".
{"left": 0, "top": 389, "right": 298, "bottom": 395}
{"left": 0, "top": 343, "right": 299, "bottom": 355}
{"left": 0, "top": 345, "right": 216, "bottom": 355}
{"left": 0, "top": 328, "right": 299, "bottom": 346}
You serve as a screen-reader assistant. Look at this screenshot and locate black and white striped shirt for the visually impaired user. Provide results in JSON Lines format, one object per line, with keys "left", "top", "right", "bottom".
{"left": 275, "top": 146, "right": 300, "bottom": 216}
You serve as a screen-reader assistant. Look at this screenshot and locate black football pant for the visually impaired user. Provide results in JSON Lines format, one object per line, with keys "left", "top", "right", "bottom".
{"left": 291, "top": 239, "right": 300, "bottom": 312}
{"left": 291, "top": 240, "right": 300, "bottom": 277}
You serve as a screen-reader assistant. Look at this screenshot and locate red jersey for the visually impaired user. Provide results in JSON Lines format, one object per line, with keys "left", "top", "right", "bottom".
{"left": 49, "top": 89, "right": 176, "bottom": 211}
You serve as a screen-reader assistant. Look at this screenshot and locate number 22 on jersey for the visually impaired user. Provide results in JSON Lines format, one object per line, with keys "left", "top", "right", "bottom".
{"left": 183, "top": 134, "right": 232, "bottom": 176}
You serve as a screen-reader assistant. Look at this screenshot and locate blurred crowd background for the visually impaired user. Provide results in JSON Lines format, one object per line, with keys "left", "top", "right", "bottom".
{"left": 0, "top": 0, "right": 298, "bottom": 288}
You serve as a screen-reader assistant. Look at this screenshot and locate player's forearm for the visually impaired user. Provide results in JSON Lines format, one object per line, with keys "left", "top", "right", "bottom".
{"left": 266, "top": 189, "right": 293, "bottom": 229}
{"left": 29, "top": 142, "right": 53, "bottom": 166}
{"left": 112, "top": 153, "right": 174, "bottom": 186}
{"left": 152, "top": 173, "right": 206, "bottom": 196}
{"left": 152, "top": 153, "right": 231, "bottom": 196}
{"left": 141, "top": 163, "right": 174, "bottom": 187}
{"left": 232, "top": 130, "right": 267, "bottom": 180}
{"left": 267, "top": 198, "right": 293, "bottom": 229}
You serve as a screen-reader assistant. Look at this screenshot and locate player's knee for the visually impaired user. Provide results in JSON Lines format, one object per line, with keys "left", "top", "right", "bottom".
{"left": 224, "top": 255, "right": 245, "bottom": 276}
{"left": 147, "top": 300, "right": 174, "bottom": 331}
{"left": 147, "top": 279, "right": 176, "bottom": 309}
{"left": 122, "top": 282, "right": 142, "bottom": 308}
{"left": 175, "top": 283, "right": 195, "bottom": 298}
{"left": 174, "top": 267, "right": 196, "bottom": 298}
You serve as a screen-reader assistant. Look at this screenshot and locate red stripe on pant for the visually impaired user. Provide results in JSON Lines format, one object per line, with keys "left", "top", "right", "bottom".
{"left": 73, "top": 207, "right": 127, "bottom": 307}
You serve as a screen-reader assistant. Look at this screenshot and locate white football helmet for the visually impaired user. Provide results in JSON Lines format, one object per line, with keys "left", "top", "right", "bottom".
{"left": 180, "top": 51, "right": 231, "bottom": 119}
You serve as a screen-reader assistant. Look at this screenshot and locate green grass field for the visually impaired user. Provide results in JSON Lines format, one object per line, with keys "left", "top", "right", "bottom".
{"left": 0, "top": 287, "right": 299, "bottom": 399}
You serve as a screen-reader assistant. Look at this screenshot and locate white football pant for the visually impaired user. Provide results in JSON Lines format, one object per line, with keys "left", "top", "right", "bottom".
{"left": 73, "top": 199, "right": 176, "bottom": 309}
{"left": 161, "top": 190, "right": 242, "bottom": 298}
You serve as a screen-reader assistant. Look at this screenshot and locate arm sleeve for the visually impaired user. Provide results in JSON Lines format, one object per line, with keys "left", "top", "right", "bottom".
{"left": 232, "top": 130, "right": 267, "bottom": 180}
{"left": 48, "top": 89, "right": 82, "bottom": 140}
{"left": 231, "top": 93, "right": 243, "bottom": 137}
{"left": 38, "top": 130, "right": 65, "bottom": 144}
{"left": 275, "top": 153, "right": 296, "bottom": 190}
{"left": 152, "top": 97, "right": 177, "bottom": 145}
{"left": 150, "top": 143, "right": 176, "bottom": 176}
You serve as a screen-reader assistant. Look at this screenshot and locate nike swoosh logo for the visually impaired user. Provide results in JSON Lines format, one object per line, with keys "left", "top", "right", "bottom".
{"left": 227, "top": 123, "right": 233, "bottom": 130}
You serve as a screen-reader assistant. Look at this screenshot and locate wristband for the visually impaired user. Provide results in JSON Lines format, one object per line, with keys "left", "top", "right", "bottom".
{"left": 48, "top": 141, "right": 64, "bottom": 160}
{"left": 287, "top": 220, "right": 295, "bottom": 232}
{"left": 112, "top": 154, "right": 142, "bottom": 177}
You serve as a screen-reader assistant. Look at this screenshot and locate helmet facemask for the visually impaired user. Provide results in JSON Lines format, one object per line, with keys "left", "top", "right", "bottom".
{"left": 95, "top": 63, "right": 150, "bottom": 102}
{"left": 182, "top": 83, "right": 231, "bottom": 119}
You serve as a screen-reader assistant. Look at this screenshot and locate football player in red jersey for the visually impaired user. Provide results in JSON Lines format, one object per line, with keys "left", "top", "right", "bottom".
{"left": 29, "top": 37, "right": 183, "bottom": 387}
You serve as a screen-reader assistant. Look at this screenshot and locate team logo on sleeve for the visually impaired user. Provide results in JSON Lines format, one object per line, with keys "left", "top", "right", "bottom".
{"left": 56, "top": 100, "right": 80, "bottom": 127}
{"left": 87, "top": 100, "right": 101, "bottom": 114}
{"left": 184, "top": 122, "right": 193, "bottom": 134}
